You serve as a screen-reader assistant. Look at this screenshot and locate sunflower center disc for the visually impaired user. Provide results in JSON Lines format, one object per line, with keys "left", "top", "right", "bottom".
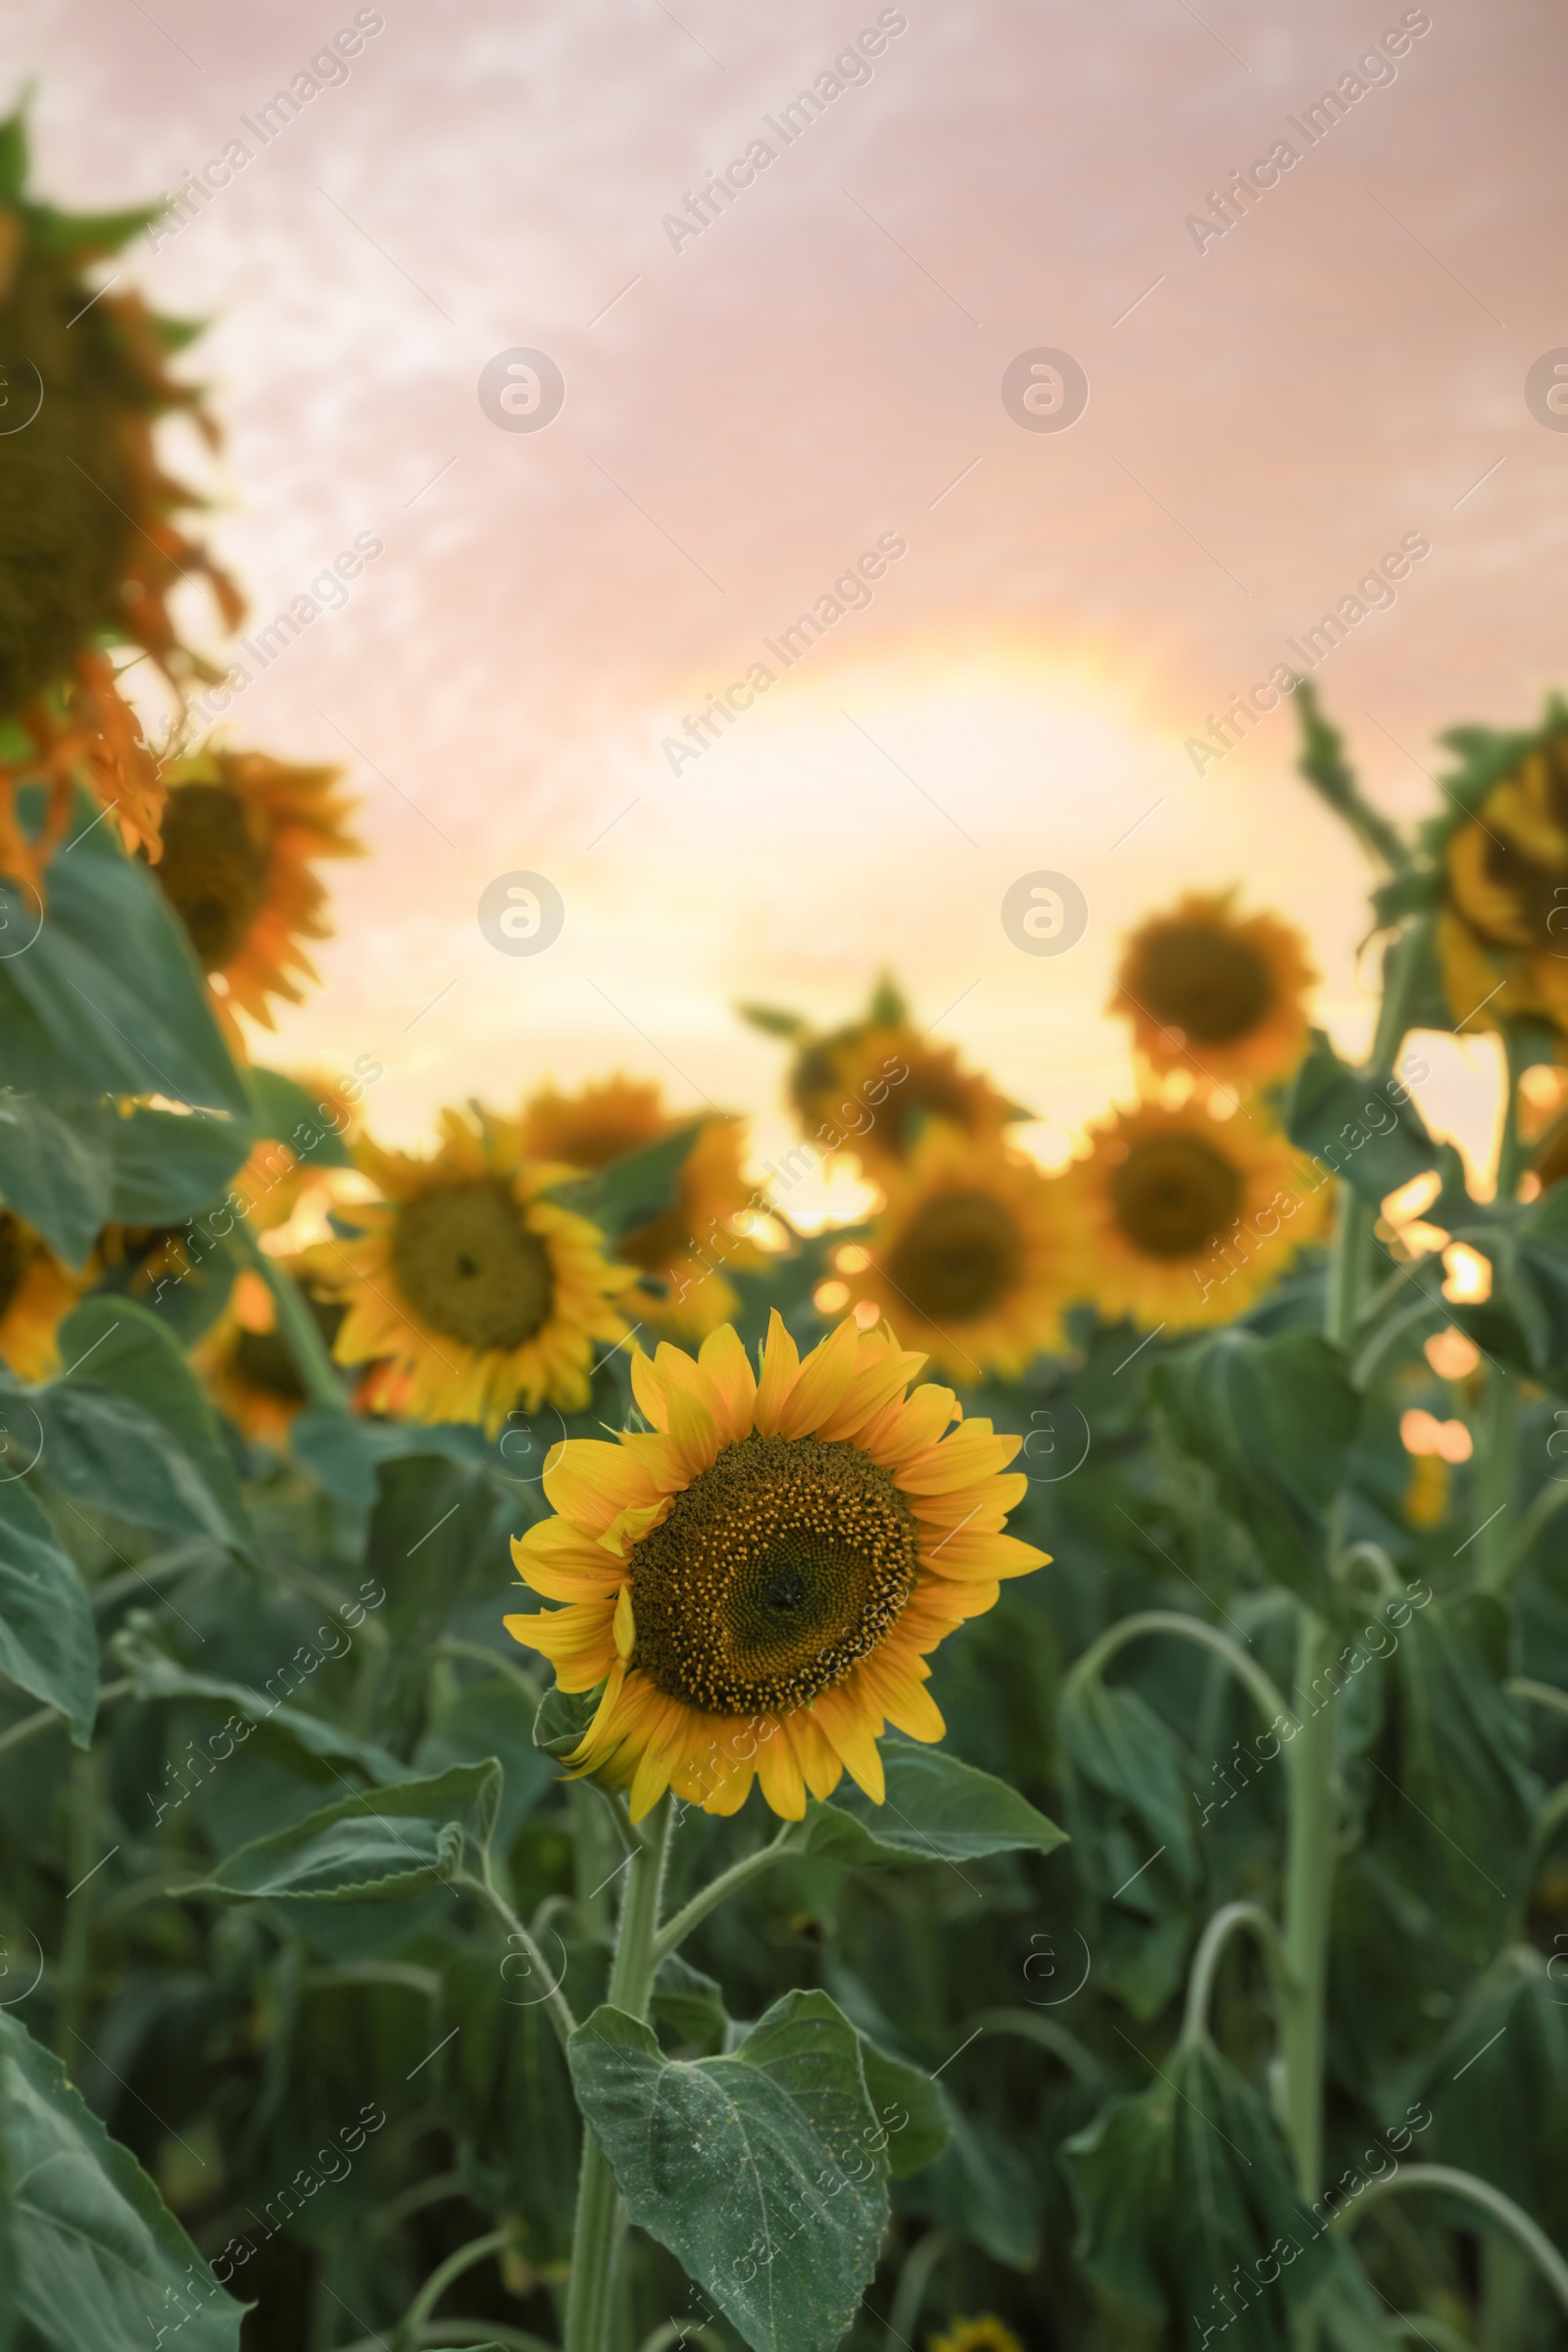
{"left": 1136, "top": 922, "right": 1273, "bottom": 1044}
{"left": 0, "top": 1213, "right": 27, "bottom": 1321}
{"left": 886, "top": 1188, "right": 1023, "bottom": 1321}
{"left": 629, "top": 1432, "right": 919, "bottom": 1716}
{"left": 1110, "top": 1135, "right": 1243, "bottom": 1259}
{"left": 155, "top": 784, "right": 273, "bottom": 971}
{"left": 392, "top": 1179, "right": 556, "bottom": 1350}
{"left": 232, "top": 1295, "right": 344, "bottom": 1400}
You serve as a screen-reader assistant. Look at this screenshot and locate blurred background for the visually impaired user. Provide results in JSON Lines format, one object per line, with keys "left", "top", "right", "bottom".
{"left": 17, "top": 0, "right": 1555, "bottom": 1204}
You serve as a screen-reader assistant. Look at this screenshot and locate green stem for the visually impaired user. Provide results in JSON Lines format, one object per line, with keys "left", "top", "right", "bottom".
{"left": 884, "top": 2229, "right": 952, "bottom": 2352}
{"left": 1327, "top": 1193, "right": 1374, "bottom": 1353}
{"left": 57, "top": 1742, "right": 101, "bottom": 2064}
{"left": 1066, "top": 1610, "right": 1292, "bottom": 1738}
{"left": 1507, "top": 1479, "right": 1568, "bottom": 1580}
{"left": 455, "top": 1870, "right": 576, "bottom": 2047}
{"left": 0, "top": 1679, "right": 129, "bottom": 1762}
{"left": 227, "top": 1222, "right": 348, "bottom": 1413}
{"left": 434, "top": 1640, "right": 542, "bottom": 1705}
{"left": 1473, "top": 1367, "right": 1519, "bottom": 1593}
{"left": 1281, "top": 1611, "right": 1338, "bottom": 2205}
{"left": 564, "top": 1799, "right": 673, "bottom": 2352}
{"left": 652, "top": 1818, "right": 794, "bottom": 1964}
{"left": 961, "top": 2009, "right": 1108, "bottom": 2085}
{"left": 1293, "top": 683, "right": 1413, "bottom": 874}
{"left": 1182, "top": 1900, "right": 1293, "bottom": 2046}
{"left": 392, "top": 2227, "right": 514, "bottom": 2352}
{"left": 1510, "top": 1678, "right": 1568, "bottom": 1720}
{"left": 1329, "top": 2164, "right": 1568, "bottom": 2319}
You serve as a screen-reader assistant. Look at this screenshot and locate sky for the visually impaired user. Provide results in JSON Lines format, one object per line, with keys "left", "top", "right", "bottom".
{"left": 17, "top": 0, "right": 1563, "bottom": 1200}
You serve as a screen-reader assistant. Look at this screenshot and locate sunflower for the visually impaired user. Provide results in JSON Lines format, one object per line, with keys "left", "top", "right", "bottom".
{"left": 1109, "top": 888, "right": 1316, "bottom": 1086}
{"left": 149, "top": 750, "right": 360, "bottom": 1044}
{"left": 0, "top": 113, "right": 240, "bottom": 888}
{"left": 506, "top": 1312, "right": 1048, "bottom": 1820}
{"left": 0, "top": 1211, "right": 80, "bottom": 1381}
{"left": 1056, "top": 1096, "right": 1327, "bottom": 1331}
{"left": 195, "top": 1265, "right": 347, "bottom": 1446}
{"left": 794, "top": 1019, "right": 1022, "bottom": 1182}
{"left": 930, "top": 2321, "right": 1025, "bottom": 2352}
{"left": 322, "top": 1104, "right": 636, "bottom": 1436}
{"left": 518, "top": 1077, "right": 762, "bottom": 1337}
{"left": 1438, "top": 721, "right": 1568, "bottom": 1036}
{"left": 841, "top": 1125, "right": 1068, "bottom": 1382}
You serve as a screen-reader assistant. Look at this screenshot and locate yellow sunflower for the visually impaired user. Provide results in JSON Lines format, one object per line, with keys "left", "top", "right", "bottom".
{"left": 841, "top": 1125, "right": 1068, "bottom": 1382}
{"left": 1057, "top": 1096, "right": 1327, "bottom": 1331}
{"left": 1439, "top": 725, "right": 1568, "bottom": 1034}
{"left": 930, "top": 2321, "right": 1025, "bottom": 2352}
{"left": 0, "top": 1211, "right": 80, "bottom": 1381}
{"left": 194, "top": 1265, "right": 347, "bottom": 1446}
{"left": 789, "top": 1022, "right": 1020, "bottom": 1181}
{"left": 518, "top": 1077, "right": 762, "bottom": 1337}
{"left": 322, "top": 1105, "right": 636, "bottom": 1436}
{"left": 1109, "top": 888, "right": 1317, "bottom": 1086}
{"left": 149, "top": 750, "right": 361, "bottom": 1046}
{"left": 506, "top": 1312, "right": 1048, "bottom": 1821}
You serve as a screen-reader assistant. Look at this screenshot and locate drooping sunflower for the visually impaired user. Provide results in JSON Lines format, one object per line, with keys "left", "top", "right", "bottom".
{"left": 0, "top": 112, "right": 240, "bottom": 888}
{"left": 195, "top": 1265, "right": 347, "bottom": 1446}
{"left": 322, "top": 1105, "right": 636, "bottom": 1436}
{"left": 506, "top": 1313, "right": 1048, "bottom": 1820}
{"left": 149, "top": 750, "right": 361, "bottom": 1044}
{"left": 841, "top": 1124, "right": 1069, "bottom": 1382}
{"left": 0, "top": 1211, "right": 81, "bottom": 1380}
{"left": 930, "top": 2320, "right": 1025, "bottom": 2352}
{"left": 518, "top": 1076, "right": 762, "bottom": 1337}
{"left": 1109, "top": 888, "right": 1317, "bottom": 1086}
{"left": 1057, "top": 1096, "right": 1327, "bottom": 1331}
{"left": 1437, "top": 718, "right": 1568, "bottom": 1036}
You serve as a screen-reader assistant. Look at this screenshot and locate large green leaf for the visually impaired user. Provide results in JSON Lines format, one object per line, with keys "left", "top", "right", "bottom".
{"left": 437, "top": 1949, "right": 585, "bottom": 2261}
{"left": 924, "top": 2104, "right": 1040, "bottom": 2269}
{"left": 0, "top": 1092, "right": 111, "bottom": 1265}
{"left": 112, "top": 1629, "right": 405, "bottom": 1788}
{"left": 1416, "top": 1949, "right": 1568, "bottom": 2247}
{"left": 1063, "top": 2035, "right": 1334, "bottom": 2347}
{"left": 246, "top": 1066, "right": 355, "bottom": 1168}
{"left": 0, "top": 2009, "right": 246, "bottom": 2349}
{"left": 1059, "top": 1676, "right": 1200, "bottom": 1908}
{"left": 853, "top": 2033, "right": 948, "bottom": 2180}
{"left": 1285, "top": 1032, "right": 1465, "bottom": 1209}
{"left": 103, "top": 1103, "right": 251, "bottom": 1225}
{"left": 196, "top": 1761, "right": 503, "bottom": 1903}
{"left": 561, "top": 1121, "right": 702, "bottom": 1244}
{"left": 0, "top": 1475, "right": 97, "bottom": 1742}
{"left": 785, "top": 1737, "right": 1066, "bottom": 1866}
{"left": 0, "top": 793, "right": 247, "bottom": 1115}
{"left": 1151, "top": 1329, "right": 1358, "bottom": 1605}
{"left": 568, "top": 1988, "right": 889, "bottom": 2352}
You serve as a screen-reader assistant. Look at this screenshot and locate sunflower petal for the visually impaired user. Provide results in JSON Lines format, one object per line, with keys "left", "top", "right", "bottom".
{"left": 543, "top": 1438, "right": 661, "bottom": 1534}
{"left": 696, "top": 1322, "right": 758, "bottom": 1445}
{"left": 778, "top": 1314, "right": 861, "bottom": 1438}
{"left": 753, "top": 1308, "right": 801, "bottom": 1435}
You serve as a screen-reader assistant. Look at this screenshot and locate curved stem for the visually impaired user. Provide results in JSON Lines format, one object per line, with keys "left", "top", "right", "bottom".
{"left": 454, "top": 1870, "right": 576, "bottom": 2047}
{"left": 652, "top": 1818, "right": 794, "bottom": 1964}
{"left": 884, "top": 2229, "right": 951, "bottom": 2352}
{"left": 392, "top": 2227, "right": 513, "bottom": 2352}
{"left": 1506, "top": 1477, "right": 1568, "bottom": 1579}
{"left": 1351, "top": 1291, "right": 1444, "bottom": 1393}
{"left": 1531, "top": 1780, "right": 1568, "bottom": 1853}
{"left": 434, "top": 1638, "right": 542, "bottom": 1704}
{"left": 1330, "top": 2164, "right": 1568, "bottom": 2318}
{"left": 1334, "top": 1541, "right": 1401, "bottom": 1602}
{"left": 962, "top": 2008, "right": 1108, "bottom": 2085}
{"left": 0, "top": 1678, "right": 129, "bottom": 1762}
{"left": 1510, "top": 1677, "right": 1568, "bottom": 1720}
{"left": 1068, "top": 1611, "right": 1292, "bottom": 1738}
{"left": 1182, "top": 1900, "right": 1292, "bottom": 2046}
{"left": 227, "top": 1221, "right": 348, "bottom": 1413}
{"left": 1473, "top": 1367, "right": 1519, "bottom": 1592}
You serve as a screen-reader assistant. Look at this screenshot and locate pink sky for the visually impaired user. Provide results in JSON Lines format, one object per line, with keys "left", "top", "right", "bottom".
{"left": 21, "top": 0, "right": 1562, "bottom": 1189}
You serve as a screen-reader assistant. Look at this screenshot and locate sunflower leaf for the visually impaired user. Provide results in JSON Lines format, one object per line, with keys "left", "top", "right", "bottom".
{"left": 192, "top": 1760, "right": 503, "bottom": 1902}
{"left": 0, "top": 1091, "right": 113, "bottom": 1265}
{"left": 561, "top": 1120, "right": 704, "bottom": 1245}
{"left": 245, "top": 1066, "right": 356, "bottom": 1168}
{"left": 736, "top": 1001, "right": 807, "bottom": 1039}
{"left": 1284, "top": 1030, "right": 1466, "bottom": 1209}
{"left": 567, "top": 1987, "right": 889, "bottom": 2352}
{"left": 785, "top": 1737, "right": 1067, "bottom": 1866}
{"left": 103, "top": 1102, "right": 252, "bottom": 1224}
{"left": 0, "top": 1474, "right": 98, "bottom": 1744}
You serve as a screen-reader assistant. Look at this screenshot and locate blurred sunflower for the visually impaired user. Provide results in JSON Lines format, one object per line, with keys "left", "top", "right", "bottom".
{"left": 519, "top": 1076, "right": 761, "bottom": 1337}
{"left": 0, "top": 112, "right": 240, "bottom": 889}
{"left": 323, "top": 1104, "right": 636, "bottom": 1435}
{"left": 930, "top": 2322, "right": 1024, "bottom": 2352}
{"left": 1058, "top": 1096, "right": 1325, "bottom": 1331}
{"left": 1437, "top": 718, "right": 1568, "bottom": 1035}
{"left": 0, "top": 1211, "right": 80, "bottom": 1380}
{"left": 150, "top": 750, "right": 361, "bottom": 1046}
{"left": 507, "top": 1313, "right": 1047, "bottom": 1820}
{"left": 842, "top": 1125, "right": 1068, "bottom": 1381}
{"left": 195, "top": 1265, "right": 346, "bottom": 1446}
{"left": 1109, "top": 888, "right": 1316, "bottom": 1086}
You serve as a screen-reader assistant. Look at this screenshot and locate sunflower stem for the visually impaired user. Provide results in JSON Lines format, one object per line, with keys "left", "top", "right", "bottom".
{"left": 227, "top": 1222, "right": 349, "bottom": 1414}
{"left": 564, "top": 1796, "right": 673, "bottom": 2352}
{"left": 1327, "top": 2165, "right": 1568, "bottom": 2320}
{"left": 1281, "top": 1609, "right": 1338, "bottom": 2217}
{"left": 650, "top": 1818, "right": 796, "bottom": 1965}
{"left": 1181, "top": 1900, "right": 1294, "bottom": 2048}
{"left": 457, "top": 1869, "right": 576, "bottom": 2048}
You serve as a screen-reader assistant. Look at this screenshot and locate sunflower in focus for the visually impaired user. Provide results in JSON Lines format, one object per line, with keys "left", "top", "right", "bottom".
{"left": 1437, "top": 717, "right": 1568, "bottom": 1036}
{"left": 195, "top": 1265, "right": 347, "bottom": 1446}
{"left": 841, "top": 1125, "right": 1068, "bottom": 1382}
{"left": 1109, "top": 889, "right": 1316, "bottom": 1087}
{"left": 507, "top": 1312, "right": 1047, "bottom": 1820}
{"left": 0, "top": 1211, "right": 80, "bottom": 1380}
{"left": 519, "top": 1076, "right": 761, "bottom": 1337}
{"left": 1057, "top": 1096, "right": 1326, "bottom": 1331}
{"left": 149, "top": 750, "right": 359, "bottom": 1044}
{"left": 322, "top": 1104, "right": 636, "bottom": 1435}
{"left": 930, "top": 2321, "right": 1025, "bottom": 2352}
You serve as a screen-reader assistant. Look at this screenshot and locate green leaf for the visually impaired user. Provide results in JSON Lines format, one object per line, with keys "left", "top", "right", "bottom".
{"left": 563, "top": 1121, "right": 703, "bottom": 1244}
{"left": 0, "top": 2009, "right": 247, "bottom": 2349}
{"left": 865, "top": 973, "right": 909, "bottom": 1026}
{"left": 112, "top": 1628, "right": 405, "bottom": 1787}
{"left": 1062, "top": 2035, "right": 1334, "bottom": 2345}
{"left": 437, "top": 1949, "right": 584, "bottom": 2259}
{"left": 195, "top": 1761, "right": 503, "bottom": 1903}
{"left": 104, "top": 1104, "right": 251, "bottom": 1225}
{"left": 1285, "top": 1031, "right": 1464, "bottom": 1209}
{"left": 55, "top": 1298, "right": 253, "bottom": 1557}
{"left": 925, "top": 2105, "right": 1040, "bottom": 2269}
{"left": 415, "top": 1670, "right": 555, "bottom": 1852}
{"left": 0, "top": 1476, "right": 97, "bottom": 1743}
{"left": 853, "top": 2034, "right": 948, "bottom": 2180}
{"left": 0, "top": 1092, "right": 111, "bottom": 1265}
{"left": 1417, "top": 1950, "right": 1568, "bottom": 2246}
{"left": 0, "top": 792, "right": 247, "bottom": 1115}
{"left": 246, "top": 1067, "right": 355, "bottom": 1168}
{"left": 568, "top": 1988, "right": 890, "bottom": 2352}
{"left": 736, "top": 1001, "right": 807, "bottom": 1040}
{"left": 785, "top": 1736, "right": 1066, "bottom": 1867}
{"left": 1151, "top": 1329, "right": 1358, "bottom": 1606}
{"left": 1059, "top": 1677, "right": 1200, "bottom": 1910}
{"left": 653, "top": 1953, "right": 728, "bottom": 2056}
{"left": 532, "top": 1681, "right": 594, "bottom": 1759}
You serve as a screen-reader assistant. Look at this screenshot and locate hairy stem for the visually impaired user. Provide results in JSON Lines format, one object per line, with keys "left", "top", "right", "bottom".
{"left": 1330, "top": 2164, "right": 1568, "bottom": 2319}
{"left": 228, "top": 1222, "right": 348, "bottom": 1413}
{"left": 0, "top": 1678, "right": 129, "bottom": 1762}
{"left": 1282, "top": 1611, "right": 1338, "bottom": 2206}
{"left": 1067, "top": 1610, "right": 1292, "bottom": 1738}
{"left": 393, "top": 2227, "right": 514, "bottom": 2352}
{"left": 456, "top": 1870, "right": 576, "bottom": 2047}
{"left": 1182, "top": 1900, "right": 1293, "bottom": 2047}
{"left": 652, "top": 1818, "right": 795, "bottom": 1964}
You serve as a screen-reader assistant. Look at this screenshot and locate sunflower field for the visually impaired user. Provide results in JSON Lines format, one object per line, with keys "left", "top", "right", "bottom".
{"left": 5, "top": 108, "right": 1568, "bottom": 2352}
